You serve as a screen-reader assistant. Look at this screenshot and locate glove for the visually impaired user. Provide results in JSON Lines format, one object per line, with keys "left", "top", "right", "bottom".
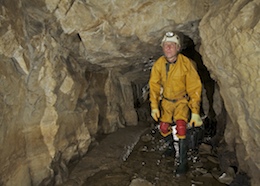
{"left": 151, "top": 109, "right": 160, "bottom": 121}
{"left": 189, "top": 113, "right": 203, "bottom": 127}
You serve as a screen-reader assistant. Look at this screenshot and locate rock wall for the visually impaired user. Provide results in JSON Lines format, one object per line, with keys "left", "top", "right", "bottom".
{"left": 0, "top": 0, "right": 259, "bottom": 185}
{"left": 199, "top": 0, "right": 260, "bottom": 185}
{"left": 0, "top": 0, "right": 138, "bottom": 185}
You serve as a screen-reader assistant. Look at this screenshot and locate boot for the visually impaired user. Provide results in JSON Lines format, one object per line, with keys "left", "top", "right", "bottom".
{"left": 163, "top": 134, "right": 175, "bottom": 156}
{"left": 175, "top": 139, "right": 188, "bottom": 176}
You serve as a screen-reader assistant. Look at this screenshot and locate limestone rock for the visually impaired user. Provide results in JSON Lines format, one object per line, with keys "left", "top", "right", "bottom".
{"left": 0, "top": 0, "right": 259, "bottom": 185}
{"left": 129, "top": 178, "right": 153, "bottom": 186}
{"left": 199, "top": 0, "right": 260, "bottom": 185}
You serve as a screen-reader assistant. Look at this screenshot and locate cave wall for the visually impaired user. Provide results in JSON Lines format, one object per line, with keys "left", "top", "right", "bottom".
{"left": 0, "top": 0, "right": 259, "bottom": 185}
{"left": 0, "top": 0, "right": 138, "bottom": 185}
{"left": 199, "top": 0, "right": 260, "bottom": 185}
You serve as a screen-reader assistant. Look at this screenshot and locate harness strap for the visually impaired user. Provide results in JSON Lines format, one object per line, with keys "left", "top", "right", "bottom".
{"left": 165, "top": 60, "right": 176, "bottom": 79}
{"left": 166, "top": 62, "right": 170, "bottom": 78}
{"left": 162, "top": 95, "right": 188, "bottom": 103}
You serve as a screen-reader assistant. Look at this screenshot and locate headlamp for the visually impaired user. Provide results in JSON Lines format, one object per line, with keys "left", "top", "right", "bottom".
{"left": 165, "top": 32, "right": 175, "bottom": 37}
{"left": 161, "top": 31, "right": 181, "bottom": 47}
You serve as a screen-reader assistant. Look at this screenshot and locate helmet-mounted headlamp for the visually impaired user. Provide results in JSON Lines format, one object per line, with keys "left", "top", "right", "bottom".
{"left": 165, "top": 32, "right": 175, "bottom": 37}
{"left": 161, "top": 32, "right": 180, "bottom": 47}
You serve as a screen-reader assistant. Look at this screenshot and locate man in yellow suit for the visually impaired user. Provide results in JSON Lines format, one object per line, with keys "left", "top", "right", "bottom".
{"left": 149, "top": 31, "right": 203, "bottom": 175}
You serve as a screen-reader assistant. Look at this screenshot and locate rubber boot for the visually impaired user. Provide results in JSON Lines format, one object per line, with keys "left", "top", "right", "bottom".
{"left": 163, "top": 134, "right": 175, "bottom": 156}
{"left": 175, "top": 139, "right": 188, "bottom": 176}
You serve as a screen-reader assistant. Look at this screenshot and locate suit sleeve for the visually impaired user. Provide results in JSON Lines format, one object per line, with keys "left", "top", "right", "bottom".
{"left": 149, "top": 63, "right": 162, "bottom": 110}
{"left": 186, "top": 61, "right": 202, "bottom": 114}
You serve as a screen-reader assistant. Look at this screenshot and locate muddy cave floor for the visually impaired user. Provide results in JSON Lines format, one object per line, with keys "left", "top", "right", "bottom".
{"left": 64, "top": 123, "right": 250, "bottom": 186}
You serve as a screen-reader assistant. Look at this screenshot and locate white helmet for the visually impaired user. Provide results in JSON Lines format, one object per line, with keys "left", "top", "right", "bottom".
{"left": 161, "top": 32, "right": 181, "bottom": 47}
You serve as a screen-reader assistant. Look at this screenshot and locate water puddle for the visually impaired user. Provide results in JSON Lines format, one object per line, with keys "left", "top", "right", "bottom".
{"left": 82, "top": 126, "right": 227, "bottom": 186}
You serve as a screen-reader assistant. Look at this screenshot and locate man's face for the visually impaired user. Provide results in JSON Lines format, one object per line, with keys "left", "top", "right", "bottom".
{"left": 162, "top": 42, "right": 180, "bottom": 60}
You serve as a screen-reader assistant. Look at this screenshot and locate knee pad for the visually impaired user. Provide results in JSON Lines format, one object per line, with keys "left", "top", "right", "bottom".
{"left": 176, "top": 120, "right": 187, "bottom": 139}
{"left": 159, "top": 122, "right": 172, "bottom": 137}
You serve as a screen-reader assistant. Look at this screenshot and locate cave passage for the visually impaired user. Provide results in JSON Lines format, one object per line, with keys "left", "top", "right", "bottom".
{"left": 63, "top": 36, "right": 250, "bottom": 186}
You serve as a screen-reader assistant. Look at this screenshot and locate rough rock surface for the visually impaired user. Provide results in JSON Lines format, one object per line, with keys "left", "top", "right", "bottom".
{"left": 199, "top": 1, "right": 260, "bottom": 185}
{"left": 0, "top": 0, "right": 259, "bottom": 185}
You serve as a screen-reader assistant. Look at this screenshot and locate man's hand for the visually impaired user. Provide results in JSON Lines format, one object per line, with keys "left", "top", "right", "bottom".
{"left": 151, "top": 109, "right": 160, "bottom": 121}
{"left": 189, "top": 113, "right": 203, "bottom": 127}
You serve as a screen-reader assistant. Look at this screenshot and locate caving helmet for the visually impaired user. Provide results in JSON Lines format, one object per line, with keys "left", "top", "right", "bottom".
{"left": 161, "top": 31, "right": 181, "bottom": 48}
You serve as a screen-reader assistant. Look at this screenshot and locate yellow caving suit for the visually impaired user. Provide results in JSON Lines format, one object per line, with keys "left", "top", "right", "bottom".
{"left": 149, "top": 53, "right": 202, "bottom": 123}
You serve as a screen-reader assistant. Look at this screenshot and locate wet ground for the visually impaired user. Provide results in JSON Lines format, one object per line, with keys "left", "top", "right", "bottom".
{"left": 63, "top": 123, "right": 234, "bottom": 186}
